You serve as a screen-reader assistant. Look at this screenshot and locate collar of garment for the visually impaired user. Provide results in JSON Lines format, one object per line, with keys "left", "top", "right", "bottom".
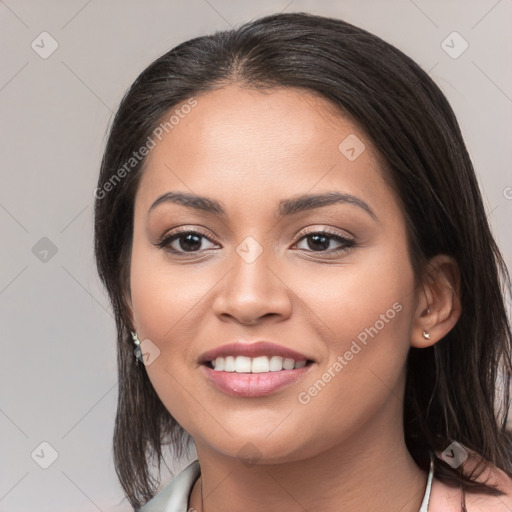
{"left": 139, "top": 459, "right": 200, "bottom": 512}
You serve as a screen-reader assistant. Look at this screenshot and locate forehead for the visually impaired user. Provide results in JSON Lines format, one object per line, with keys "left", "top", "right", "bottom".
{"left": 136, "top": 85, "right": 396, "bottom": 221}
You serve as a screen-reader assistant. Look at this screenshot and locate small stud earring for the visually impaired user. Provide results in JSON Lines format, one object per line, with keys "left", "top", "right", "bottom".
{"left": 422, "top": 331, "right": 431, "bottom": 340}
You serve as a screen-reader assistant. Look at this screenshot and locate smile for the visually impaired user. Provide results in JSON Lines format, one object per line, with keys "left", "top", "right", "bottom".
{"left": 209, "top": 355, "right": 310, "bottom": 373}
{"left": 201, "top": 359, "right": 314, "bottom": 398}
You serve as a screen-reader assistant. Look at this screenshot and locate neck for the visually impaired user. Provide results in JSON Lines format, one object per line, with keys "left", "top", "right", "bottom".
{"left": 189, "top": 403, "right": 428, "bottom": 512}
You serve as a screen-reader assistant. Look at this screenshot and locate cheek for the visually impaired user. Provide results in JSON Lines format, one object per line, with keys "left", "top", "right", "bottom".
{"left": 128, "top": 241, "right": 224, "bottom": 419}
{"left": 296, "top": 248, "right": 414, "bottom": 355}
{"left": 293, "top": 244, "right": 415, "bottom": 412}
{"left": 129, "top": 239, "right": 211, "bottom": 344}
{"left": 128, "top": 247, "right": 208, "bottom": 431}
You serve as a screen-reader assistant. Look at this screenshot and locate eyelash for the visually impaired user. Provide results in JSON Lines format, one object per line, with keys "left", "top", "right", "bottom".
{"left": 155, "top": 227, "right": 356, "bottom": 256}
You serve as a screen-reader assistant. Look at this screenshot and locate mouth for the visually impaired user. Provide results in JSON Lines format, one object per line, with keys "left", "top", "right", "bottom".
{"left": 198, "top": 341, "right": 316, "bottom": 397}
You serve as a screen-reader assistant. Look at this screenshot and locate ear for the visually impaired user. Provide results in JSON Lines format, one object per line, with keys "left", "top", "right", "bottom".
{"left": 410, "top": 254, "right": 462, "bottom": 348}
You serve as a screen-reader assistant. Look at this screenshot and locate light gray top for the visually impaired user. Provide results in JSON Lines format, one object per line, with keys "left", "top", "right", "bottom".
{"left": 139, "top": 454, "right": 434, "bottom": 511}
{"left": 139, "top": 460, "right": 201, "bottom": 512}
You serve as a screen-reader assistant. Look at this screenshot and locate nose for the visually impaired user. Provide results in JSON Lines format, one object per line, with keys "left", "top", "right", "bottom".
{"left": 212, "top": 245, "right": 293, "bottom": 325}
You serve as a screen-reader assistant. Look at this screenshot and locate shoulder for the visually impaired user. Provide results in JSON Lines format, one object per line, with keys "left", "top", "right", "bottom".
{"left": 463, "top": 462, "right": 512, "bottom": 512}
{"left": 430, "top": 451, "right": 512, "bottom": 512}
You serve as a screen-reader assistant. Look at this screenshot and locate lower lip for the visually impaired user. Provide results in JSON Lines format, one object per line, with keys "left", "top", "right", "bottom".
{"left": 201, "top": 364, "right": 313, "bottom": 397}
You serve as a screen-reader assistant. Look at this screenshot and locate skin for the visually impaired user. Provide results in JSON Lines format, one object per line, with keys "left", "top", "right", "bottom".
{"left": 127, "top": 84, "right": 475, "bottom": 511}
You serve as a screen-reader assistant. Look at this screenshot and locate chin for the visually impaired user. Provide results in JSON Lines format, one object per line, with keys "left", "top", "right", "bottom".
{"left": 193, "top": 427, "right": 324, "bottom": 466}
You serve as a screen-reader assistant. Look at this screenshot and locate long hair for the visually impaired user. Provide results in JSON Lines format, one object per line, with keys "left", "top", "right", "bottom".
{"left": 94, "top": 12, "right": 512, "bottom": 509}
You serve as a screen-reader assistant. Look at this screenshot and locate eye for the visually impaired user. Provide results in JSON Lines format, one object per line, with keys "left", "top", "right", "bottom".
{"left": 294, "top": 229, "right": 356, "bottom": 254}
{"left": 156, "top": 229, "right": 218, "bottom": 254}
{"left": 155, "top": 227, "right": 356, "bottom": 256}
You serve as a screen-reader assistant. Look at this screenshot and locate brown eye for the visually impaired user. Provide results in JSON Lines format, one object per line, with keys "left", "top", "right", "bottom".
{"left": 294, "top": 231, "right": 355, "bottom": 253}
{"left": 156, "top": 230, "right": 217, "bottom": 254}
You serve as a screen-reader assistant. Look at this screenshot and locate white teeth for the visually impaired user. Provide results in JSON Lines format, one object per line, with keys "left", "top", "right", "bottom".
{"left": 224, "top": 356, "right": 236, "bottom": 372}
{"left": 251, "top": 356, "right": 269, "bottom": 373}
{"left": 282, "top": 358, "right": 295, "bottom": 370}
{"left": 211, "top": 355, "right": 308, "bottom": 373}
{"left": 235, "top": 356, "right": 252, "bottom": 373}
{"left": 269, "top": 356, "right": 284, "bottom": 371}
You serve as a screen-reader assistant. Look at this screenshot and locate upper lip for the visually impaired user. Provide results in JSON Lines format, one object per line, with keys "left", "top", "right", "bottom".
{"left": 199, "top": 341, "right": 313, "bottom": 364}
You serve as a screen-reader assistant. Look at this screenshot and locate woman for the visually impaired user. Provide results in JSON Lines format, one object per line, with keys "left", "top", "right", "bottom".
{"left": 94, "top": 12, "right": 512, "bottom": 512}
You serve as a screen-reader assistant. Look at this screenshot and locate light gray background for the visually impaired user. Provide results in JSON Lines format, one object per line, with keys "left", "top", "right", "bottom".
{"left": 1, "top": 0, "right": 511, "bottom": 510}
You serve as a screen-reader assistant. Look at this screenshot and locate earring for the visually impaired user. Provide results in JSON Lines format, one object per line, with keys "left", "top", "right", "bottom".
{"left": 131, "top": 331, "right": 143, "bottom": 364}
{"left": 422, "top": 331, "right": 431, "bottom": 340}
{"left": 131, "top": 331, "right": 141, "bottom": 347}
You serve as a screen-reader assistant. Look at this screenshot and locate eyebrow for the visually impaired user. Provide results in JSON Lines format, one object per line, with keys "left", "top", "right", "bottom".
{"left": 148, "top": 191, "right": 377, "bottom": 221}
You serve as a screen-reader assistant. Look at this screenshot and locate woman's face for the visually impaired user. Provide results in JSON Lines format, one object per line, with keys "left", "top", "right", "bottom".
{"left": 130, "top": 85, "right": 420, "bottom": 463}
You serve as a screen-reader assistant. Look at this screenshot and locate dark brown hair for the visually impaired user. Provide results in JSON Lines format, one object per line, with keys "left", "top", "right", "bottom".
{"left": 94, "top": 11, "right": 512, "bottom": 509}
